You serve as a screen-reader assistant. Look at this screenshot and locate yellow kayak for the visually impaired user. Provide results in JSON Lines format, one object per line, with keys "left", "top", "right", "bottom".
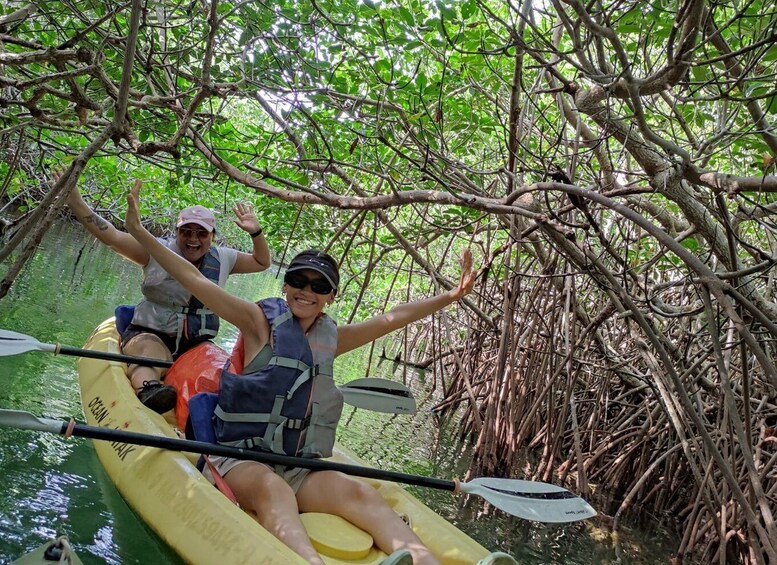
{"left": 77, "top": 319, "right": 491, "bottom": 564}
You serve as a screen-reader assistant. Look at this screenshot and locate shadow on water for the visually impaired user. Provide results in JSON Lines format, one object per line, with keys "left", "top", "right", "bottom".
{"left": 0, "top": 221, "right": 678, "bottom": 563}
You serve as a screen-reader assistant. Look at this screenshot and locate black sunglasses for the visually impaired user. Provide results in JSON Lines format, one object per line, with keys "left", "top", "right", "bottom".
{"left": 284, "top": 272, "right": 334, "bottom": 295}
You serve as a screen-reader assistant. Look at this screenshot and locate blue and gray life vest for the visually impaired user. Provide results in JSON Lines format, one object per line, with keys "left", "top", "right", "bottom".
{"left": 214, "top": 298, "right": 343, "bottom": 458}
{"left": 131, "top": 238, "right": 222, "bottom": 353}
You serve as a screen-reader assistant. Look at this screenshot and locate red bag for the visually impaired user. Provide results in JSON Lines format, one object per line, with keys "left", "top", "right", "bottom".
{"left": 164, "top": 342, "right": 229, "bottom": 430}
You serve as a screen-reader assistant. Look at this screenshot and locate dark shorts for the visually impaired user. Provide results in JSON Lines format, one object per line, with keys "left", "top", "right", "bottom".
{"left": 120, "top": 323, "right": 210, "bottom": 360}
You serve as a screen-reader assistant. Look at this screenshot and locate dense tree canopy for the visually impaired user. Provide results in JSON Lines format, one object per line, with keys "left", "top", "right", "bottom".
{"left": 2, "top": 0, "right": 777, "bottom": 561}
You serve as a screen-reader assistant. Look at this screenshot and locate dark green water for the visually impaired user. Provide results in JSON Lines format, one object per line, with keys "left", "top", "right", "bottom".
{"left": 0, "top": 222, "right": 677, "bottom": 564}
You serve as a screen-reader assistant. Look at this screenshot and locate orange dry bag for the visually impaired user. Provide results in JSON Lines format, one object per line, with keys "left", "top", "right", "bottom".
{"left": 164, "top": 341, "right": 229, "bottom": 430}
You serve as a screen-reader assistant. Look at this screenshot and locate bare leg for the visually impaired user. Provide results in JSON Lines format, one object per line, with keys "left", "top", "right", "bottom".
{"left": 121, "top": 333, "right": 171, "bottom": 391}
{"left": 226, "top": 462, "right": 324, "bottom": 565}
{"left": 121, "top": 333, "right": 176, "bottom": 413}
{"left": 297, "top": 471, "right": 440, "bottom": 565}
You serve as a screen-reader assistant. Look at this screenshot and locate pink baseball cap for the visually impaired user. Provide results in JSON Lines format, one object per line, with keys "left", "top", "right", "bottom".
{"left": 176, "top": 205, "right": 216, "bottom": 232}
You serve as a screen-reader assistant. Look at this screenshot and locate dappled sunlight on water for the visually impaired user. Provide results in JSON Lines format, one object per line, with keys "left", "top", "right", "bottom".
{"left": 0, "top": 434, "right": 91, "bottom": 554}
{"left": 91, "top": 525, "right": 123, "bottom": 564}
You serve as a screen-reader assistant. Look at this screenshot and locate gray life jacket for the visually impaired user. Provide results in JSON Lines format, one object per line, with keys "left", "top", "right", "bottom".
{"left": 214, "top": 297, "right": 343, "bottom": 458}
{"left": 131, "top": 238, "right": 223, "bottom": 353}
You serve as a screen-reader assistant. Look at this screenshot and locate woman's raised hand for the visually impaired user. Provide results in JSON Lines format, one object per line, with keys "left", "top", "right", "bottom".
{"left": 450, "top": 248, "right": 476, "bottom": 300}
{"left": 124, "top": 179, "right": 144, "bottom": 235}
{"left": 232, "top": 202, "right": 261, "bottom": 234}
{"left": 51, "top": 168, "right": 80, "bottom": 207}
{"left": 51, "top": 168, "right": 66, "bottom": 186}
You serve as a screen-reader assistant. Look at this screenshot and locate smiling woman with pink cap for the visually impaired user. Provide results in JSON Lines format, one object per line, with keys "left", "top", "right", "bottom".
{"left": 55, "top": 170, "right": 272, "bottom": 413}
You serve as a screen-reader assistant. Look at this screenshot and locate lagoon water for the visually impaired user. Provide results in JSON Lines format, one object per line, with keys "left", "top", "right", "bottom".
{"left": 0, "top": 222, "right": 677, "bottom": 563}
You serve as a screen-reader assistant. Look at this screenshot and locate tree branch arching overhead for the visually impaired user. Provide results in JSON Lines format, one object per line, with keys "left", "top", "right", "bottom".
{"left": 2, "top": 0, "right": 777, "bottom": 560}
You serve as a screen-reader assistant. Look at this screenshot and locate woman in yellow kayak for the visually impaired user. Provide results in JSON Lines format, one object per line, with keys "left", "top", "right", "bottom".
{"left": 125, "top": 181, "right": 475, "bottom": 565}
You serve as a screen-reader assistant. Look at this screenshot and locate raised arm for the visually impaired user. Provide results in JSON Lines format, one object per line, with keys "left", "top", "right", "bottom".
{"left": 57, "top": 170, "right": 150, "bottom": 266}
{"left": 336, "top": 250, "right": 476, "bottom": 356}
{"left": 124, "top": 181, "right": 266, "bottom": 344}
{"left": 231, "top": 202, "right": 272, "bottom": 273}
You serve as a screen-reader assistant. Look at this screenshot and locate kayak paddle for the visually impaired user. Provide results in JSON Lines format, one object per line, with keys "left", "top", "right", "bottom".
{"left": 339, "top": 378, "right": 416, "bottom": 414}
{"left": 0, "top": 409, "right": 596, "bottom": 523}
{"left": 0, "top": 328, "right": 415, "bottom": 415}
{"left": 338, "top": 377, "right": 416, "bottom": 414}
{"left": 0, "top": 327, "right": 172, "bottom": 367}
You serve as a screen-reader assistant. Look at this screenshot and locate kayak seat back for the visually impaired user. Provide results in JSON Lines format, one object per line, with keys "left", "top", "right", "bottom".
{"left": 114, "top": 304, "right": 135, "bottom": 334}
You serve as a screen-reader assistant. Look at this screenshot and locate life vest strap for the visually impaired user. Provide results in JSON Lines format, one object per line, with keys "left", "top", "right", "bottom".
{"left": 177, "top": 305, "right": 214, "bottom": 316}
{"left": 272, "top": 309, "right": 294, "bottom": 328}
{"left": 268, "top": 356, "right": 311, "bottom": 372}
{"left": 214, "top": 405, "right": 274, "bottom": 423}
{"left": 214, "top": 405, "right": 310, "bottom": 429}
{"left": 288, "top": 366, "right": 315, "bottom": 398}
{"left": 223, "top": 419, "right": 309, "bottom": 451}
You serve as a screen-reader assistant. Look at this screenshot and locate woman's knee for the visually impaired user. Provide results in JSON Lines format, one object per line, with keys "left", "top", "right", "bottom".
{"left": 123, "top": 333, "right": 172, "bottom": 361}
{"left": 303, "top": 472, "right": 383, "bottom": 510}
{"left": 346, "top": 479, "right": 384, "bottom": 507}
{"left": 232, "top": 467, "right": 296, "bottom": 512}
{"left": 123, "top": 333, "right": 171, "bottom": 382}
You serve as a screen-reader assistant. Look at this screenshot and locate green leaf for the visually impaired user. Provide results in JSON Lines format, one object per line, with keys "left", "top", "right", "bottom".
{"left": 375, "top": 59, "right": 391, "bottom": 74}
{"left": 399, "top": 6, "right": 415, "bottom": 27}
{"left": 460, "top": 0, "right": 477, "bottom": 19}
{"left": 768, "top": 96, "right": 777, "bottom": 115}
{"left": 616, "top": 15, "right": 642, "bottom": 34}
{"left": 680, "top": 237, "right": 699, "bottom": 251}
{"left": 437, "top": 1, "right": 457, "bottom": 21}
{"left": 415, "top": 72, "right": 427, "bottom": 92}
{"left": 239, "top": 28, "right": 255, "bottom": 46}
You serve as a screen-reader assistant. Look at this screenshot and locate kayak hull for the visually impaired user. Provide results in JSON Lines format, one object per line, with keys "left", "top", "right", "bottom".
{"left": 77, "top": 319, "right": 490, "bottom": 564}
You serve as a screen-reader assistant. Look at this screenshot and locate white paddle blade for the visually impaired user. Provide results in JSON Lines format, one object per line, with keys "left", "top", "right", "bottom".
{"left": 461, "top": 477, "right": 597, "bottom": 523}
{"left": 339, "top": 377, "right": 417, "bottom": 414}
{"left": 0, "top": 329, "right": 52, "bottom": 355}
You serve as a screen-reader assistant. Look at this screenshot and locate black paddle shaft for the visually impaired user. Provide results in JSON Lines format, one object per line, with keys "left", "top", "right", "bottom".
{"left": 58, "top": 345, "right": 173, "bottom": 368}
{"left": 63, "top": 420, "right": 456, "bottom": 492}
